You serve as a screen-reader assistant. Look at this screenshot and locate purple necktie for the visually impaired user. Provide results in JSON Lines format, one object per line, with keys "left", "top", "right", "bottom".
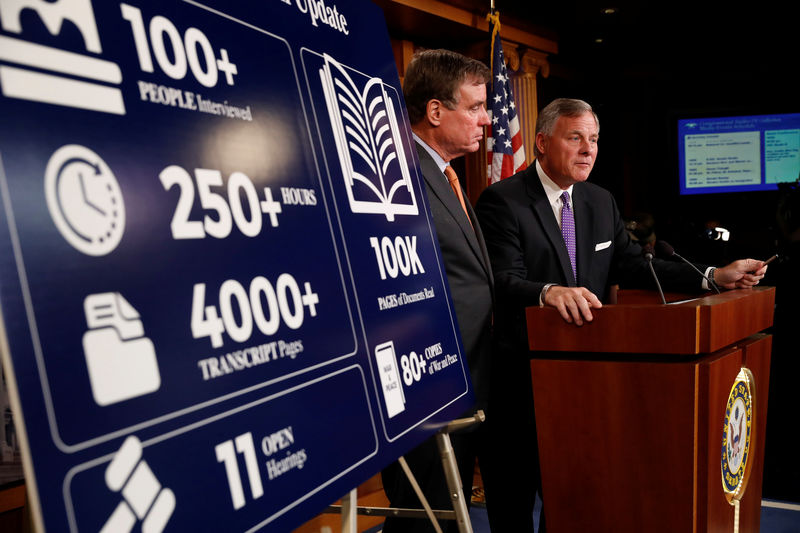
{"left": 560, "top": 191, "right": 576, "bottom": 281}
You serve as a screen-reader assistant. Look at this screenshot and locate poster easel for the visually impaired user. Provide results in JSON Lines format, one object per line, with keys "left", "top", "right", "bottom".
{"left": 327, "top": 411, "right": 484, "bottom": 533}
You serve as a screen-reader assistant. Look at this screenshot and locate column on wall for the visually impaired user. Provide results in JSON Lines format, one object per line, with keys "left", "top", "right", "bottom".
{"left": 508, "top": 46, "right": 550, "bottom": 168}
{"left": 391, "top": 38, "right": 416, "bottom": 84}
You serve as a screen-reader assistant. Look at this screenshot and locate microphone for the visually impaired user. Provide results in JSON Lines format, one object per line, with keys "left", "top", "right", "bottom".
{"left": 654, "top": 240, "right": 720, "bottom": 294}
{"left": 642, "top": 243, "right": 666, "bottom": 304}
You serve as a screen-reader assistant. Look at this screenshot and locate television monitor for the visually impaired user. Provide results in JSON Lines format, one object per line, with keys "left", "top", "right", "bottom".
{"left": 677, "top": 112, "right": 800, "bottom": 195}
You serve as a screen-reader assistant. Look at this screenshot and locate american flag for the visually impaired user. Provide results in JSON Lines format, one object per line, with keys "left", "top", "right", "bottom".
{"left": 486, "top": 12, "right": 526, "bottom": 184}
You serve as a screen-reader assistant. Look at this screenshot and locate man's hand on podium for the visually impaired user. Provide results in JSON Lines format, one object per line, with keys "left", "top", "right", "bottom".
{"left": 543, "top": 285, "right": 603, "bottom": 326}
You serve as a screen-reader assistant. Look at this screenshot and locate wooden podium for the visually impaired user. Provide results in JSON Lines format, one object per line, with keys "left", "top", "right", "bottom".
{"left": 525, "top": 287, "right": 775, "bottom": 533}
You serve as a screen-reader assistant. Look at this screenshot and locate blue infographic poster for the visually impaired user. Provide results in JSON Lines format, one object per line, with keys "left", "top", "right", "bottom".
{"left": 0, "top": 1, "right": 473, "bottom": 531}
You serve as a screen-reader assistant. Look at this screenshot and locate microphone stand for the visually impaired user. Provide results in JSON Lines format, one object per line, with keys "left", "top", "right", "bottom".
{"left": 672, "top": 251, "right": 721, "bottom": 294}
{"left": 644, "top": 252, "right": 667, "bottom": 304}
{"left": 656, "top": 241, "right": 721, "bottom": 294}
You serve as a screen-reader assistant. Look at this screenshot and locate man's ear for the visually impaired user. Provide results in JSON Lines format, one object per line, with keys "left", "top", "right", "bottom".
{"left": 425, "top": 99, "right": 443, "bottom": 127}
{"left": 535, "top": 132, "right": 547, "bottom": 156}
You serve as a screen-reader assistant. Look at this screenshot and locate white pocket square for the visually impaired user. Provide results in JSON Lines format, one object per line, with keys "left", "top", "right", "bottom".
{"left": 595, "top": 240, "right": 611, "bottom": 251}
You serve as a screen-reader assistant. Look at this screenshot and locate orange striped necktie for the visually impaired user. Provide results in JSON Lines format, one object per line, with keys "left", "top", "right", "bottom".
{"left": 444, "top": 165, "right": 473, "bottom": 229}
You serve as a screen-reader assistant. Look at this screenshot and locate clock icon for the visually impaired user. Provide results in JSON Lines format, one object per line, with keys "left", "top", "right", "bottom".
{"left": 45, "top": 145, "right": 125, "bottom": 256}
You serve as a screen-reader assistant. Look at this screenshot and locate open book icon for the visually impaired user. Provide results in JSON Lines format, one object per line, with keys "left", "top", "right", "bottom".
{"left": 320, "top": 54, "right": 418, "bottom": 222}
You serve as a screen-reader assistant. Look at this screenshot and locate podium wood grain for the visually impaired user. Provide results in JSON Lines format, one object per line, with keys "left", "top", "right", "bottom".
{"left": 526, "top": 288, "right": 774, "bottom": 533}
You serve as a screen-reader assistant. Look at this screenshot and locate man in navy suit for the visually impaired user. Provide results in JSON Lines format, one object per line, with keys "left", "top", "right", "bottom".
{"left": 380, "top": 49, "right": 494, "bottom": 533}
{"left": 474, "top": 98, "right": 767, "bottom": 532}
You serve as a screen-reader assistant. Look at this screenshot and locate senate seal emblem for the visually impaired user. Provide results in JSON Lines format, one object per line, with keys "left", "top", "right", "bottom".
{"left": 721, "top": 367, "right": 755, "bottom": 502}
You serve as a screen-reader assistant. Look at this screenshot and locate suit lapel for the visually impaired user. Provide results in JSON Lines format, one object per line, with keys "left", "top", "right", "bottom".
{"left": 415, "top": 143, "right": 491, "bottom": 277}
{"left": 524, "top": 170, "right": 576, "bottom": 286}
{"left": 572, "top": 184, "right": 594, "bottom": 287}
{"left": 466, "top": 200, "right": 494, "bottom": 285}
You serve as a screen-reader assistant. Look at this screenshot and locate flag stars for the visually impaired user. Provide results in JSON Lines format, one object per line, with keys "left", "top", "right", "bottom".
{"left": 488, "top": 18, "right": 527, "bottom": 182}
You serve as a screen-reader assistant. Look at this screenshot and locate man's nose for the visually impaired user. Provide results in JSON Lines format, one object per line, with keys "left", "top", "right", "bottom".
{"left": 479, "top": 107, "right": 491, "bottom": 126}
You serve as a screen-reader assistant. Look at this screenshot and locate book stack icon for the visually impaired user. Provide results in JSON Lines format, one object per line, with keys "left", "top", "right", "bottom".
{"left": 319, "top": 54, "right": 417, "bottom": 222}
{"left": 0, "top": 0, "right": 125, "bottom": 115}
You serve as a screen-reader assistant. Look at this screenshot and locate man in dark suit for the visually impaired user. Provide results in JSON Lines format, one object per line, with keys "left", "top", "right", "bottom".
{"left": 474, "top": 98, "right": 767, "bottom": 532}
{"left": 380, "top": 49, "right": 493, "bottom": 533}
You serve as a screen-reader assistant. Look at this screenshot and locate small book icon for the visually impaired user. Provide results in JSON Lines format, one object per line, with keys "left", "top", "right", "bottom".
{"left": 374, "top": 340, "right": 405, "bottom": 418}
{"left": 320, "top": 54, "right": 417, "bottom": 222}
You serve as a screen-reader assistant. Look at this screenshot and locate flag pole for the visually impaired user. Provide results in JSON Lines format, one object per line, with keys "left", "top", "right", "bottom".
{"left": 486, "top": 10, "right": 500, "bottom": 92}
{"left": 484, "top": 4, "right": 527, "bottom": 184}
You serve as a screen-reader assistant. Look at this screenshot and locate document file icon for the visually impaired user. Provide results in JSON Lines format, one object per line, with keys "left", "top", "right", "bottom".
{"left": 375, "top": 341, "right": 405, "bottom": 418}
{"left": 82, "top": 293, "right": 160, "bottom": 406}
